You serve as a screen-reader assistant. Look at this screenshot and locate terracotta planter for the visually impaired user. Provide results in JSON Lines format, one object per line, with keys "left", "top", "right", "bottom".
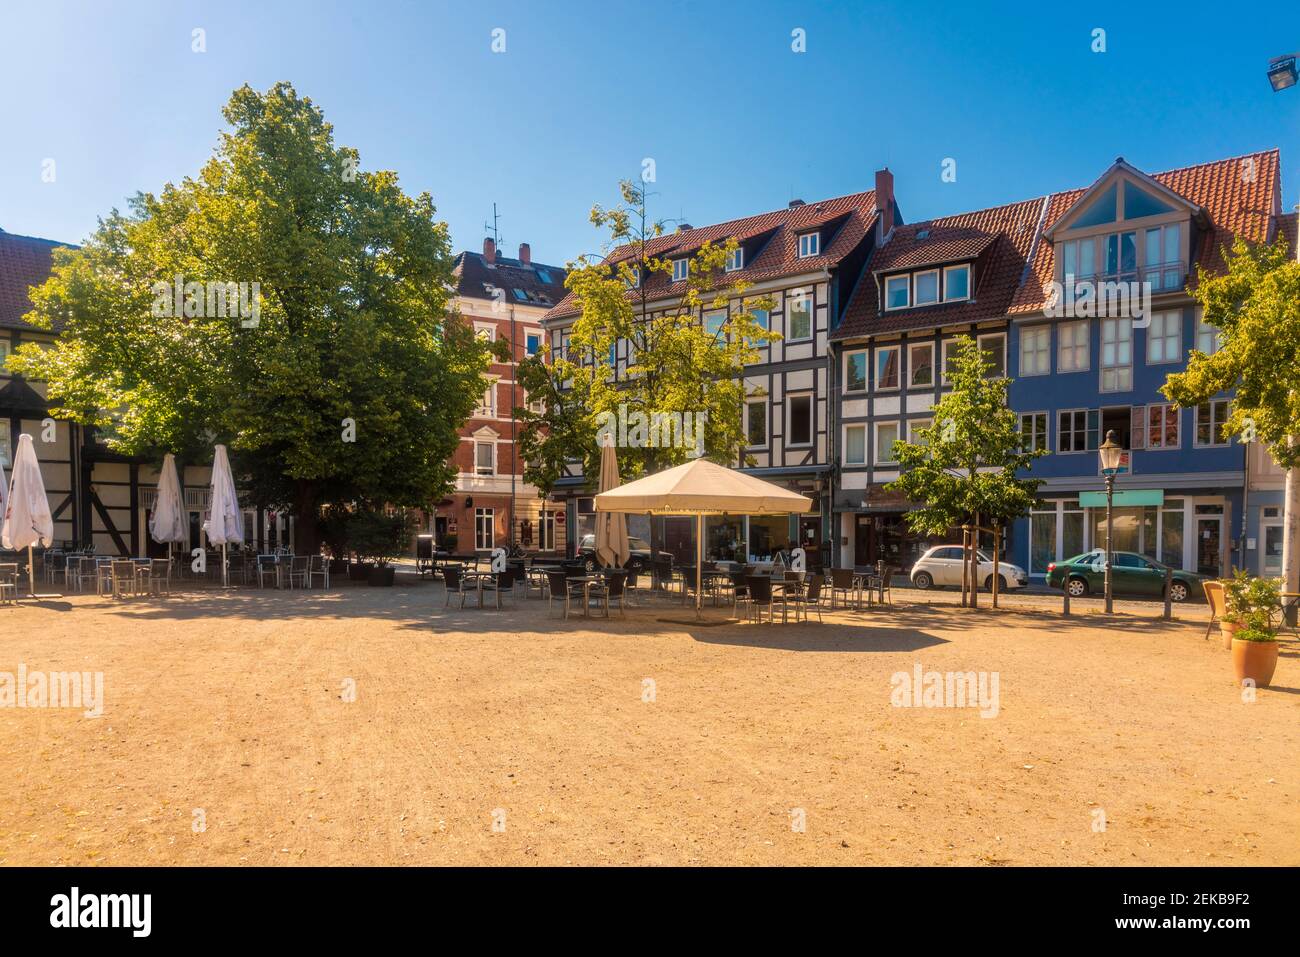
{"left": 347, "top": 562, "right": 374, "bottom": 581}
{"left": 367, "top": 566, "right": 395, "bottom": 587}
{"left": 1231, "top": 638, "right": 1279, "bottom": 689}
{"left": 1219, "top": 620, "right": 1240, "bottom": 650}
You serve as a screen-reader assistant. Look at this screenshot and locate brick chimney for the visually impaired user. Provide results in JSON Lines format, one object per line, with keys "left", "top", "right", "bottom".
{"left": 483, "top": 236, "right": 496, "bottom": 263}
{"left": 875, "top": 168, "right": 895, "bottom": 239}
{"left": 518, "top": 242, "right": 531, "bottom": 264}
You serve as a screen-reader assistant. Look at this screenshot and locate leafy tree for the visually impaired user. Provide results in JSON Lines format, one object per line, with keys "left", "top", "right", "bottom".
{"left": 516, "top": 179, "right": 775, "bottom": 494}
{"left": 1162, "top": 236, "right": 1300, "bottom": 464}
{"left": 886, "top": 336, "right": 1048, "bottom": 601}
{"left": 1162, "top": 234, "right": 1300, "bottom": 609}
{"left": 9, "top": 82, "right": 491, "bottom": 550}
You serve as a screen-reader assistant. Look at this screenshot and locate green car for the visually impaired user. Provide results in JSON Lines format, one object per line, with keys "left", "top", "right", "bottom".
{"left": 1046, "top": 550, "right": 1207, "bottom": 602}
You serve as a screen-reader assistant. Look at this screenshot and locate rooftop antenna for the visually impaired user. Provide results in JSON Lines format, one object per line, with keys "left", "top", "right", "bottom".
{"left": 483, "top": 202, "right": 502, "bottom": 247}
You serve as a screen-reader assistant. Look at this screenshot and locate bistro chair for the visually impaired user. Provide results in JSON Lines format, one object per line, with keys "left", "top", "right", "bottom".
{"left": 546, "top": 570, "right": 584, "bottom": 619}
{"left": 745, "top": 575, "right": 775, "bottom": 624}
{"left": 95, "top": 559, "right": 115, "bottom": 597}
{"left": 144, "top": 558, "right": 172, "bottom": 596}
{"left": 1202, "top": 580, "right": 1227, "bottom": 640}
{"left": 286, "top": 555, "right": 310, "bottom": 589}
{"left": 591, "top": 569, "right": 628, "bottom": 618}
{"left": 622, "top": 567, "right": 640, "bottom": 606}
{"left": 307, "top": 554, "right": 330, "bottom": 589}
{"left": 256, "top": 554, "right": 282, "bottom": 589}
{"left": 877, "top": 568, "right": 895, "bottom": 605}
{"left": 110, "top": 560, "right": 138, "bottom": 599}
{"left": 443, "top": 565, "right": 474, "bottom": 609}
{"left": 480, "top": 569, "right": 511, "bottom": 610}
{"left": 0, "top": 563, "right": 19, "bottom": 605}
{"left": 728, "top": 571, "right": 750, "bottom": 617}
{"left": 829, "top": 568, "right": 861, "bottom": 611}
{"left": 789, "top": 575, "right": 824, "bottom": 623}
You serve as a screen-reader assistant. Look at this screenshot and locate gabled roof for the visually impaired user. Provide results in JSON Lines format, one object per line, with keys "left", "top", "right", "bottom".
{"left": 0, "top": 230, "right": 70, "bottom": 331}
{"left": 1009, "top": 149, "right": 1281, "bottom": 314}
{"left": 833, "top": 196, "right": 1047, "bottom": 340}
{"left": 543, "top": 190, "right": 881, "bottom": 321}
{"left": 452, "top": 250, "right": 568, "bottom": 309}
{"left": 1042, "top": 157, "right": 1206, "bottom": 240}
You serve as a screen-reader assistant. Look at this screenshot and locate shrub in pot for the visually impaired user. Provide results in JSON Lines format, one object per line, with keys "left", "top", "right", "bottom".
{"left": 348, "top": 508, "right": 415, "bottom": 587}
{"left": 1224, "top": 572, "right": 1281, "bottom": 688}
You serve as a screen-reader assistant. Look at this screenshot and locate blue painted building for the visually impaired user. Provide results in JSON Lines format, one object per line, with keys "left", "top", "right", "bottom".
{"left": 830, "top": 149, "right": 1288, "bottom": 582}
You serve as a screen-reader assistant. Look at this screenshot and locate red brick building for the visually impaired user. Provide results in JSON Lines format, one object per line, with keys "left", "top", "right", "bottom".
{"left": 433, "top": 238, "right": 568, "bottom": 555}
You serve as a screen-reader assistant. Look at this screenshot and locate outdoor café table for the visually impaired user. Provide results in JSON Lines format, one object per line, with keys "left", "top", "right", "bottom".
{"left": 460, "top": 569, "right": 492, "bottom": 608}
{"left": 563, "top": 573, "right": 603, "bottom": 617}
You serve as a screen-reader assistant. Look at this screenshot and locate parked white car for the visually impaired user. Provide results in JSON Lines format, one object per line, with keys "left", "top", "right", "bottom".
{"left": 909, "top": 545, "right": 1028, "bottom": 591}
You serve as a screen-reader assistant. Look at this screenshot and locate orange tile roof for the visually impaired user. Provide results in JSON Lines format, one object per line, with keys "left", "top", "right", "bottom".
{"left": 0, "top": 230, "right": 69, "bottom": 330}
{"left": 543, "top": 190, "right": 880, "bottom": 320}
{"left": 834, "top": 196, "right": 1047, "bottom": 339}
{"left": 1008, "top": 149, "right": 1280, "bottom": 314}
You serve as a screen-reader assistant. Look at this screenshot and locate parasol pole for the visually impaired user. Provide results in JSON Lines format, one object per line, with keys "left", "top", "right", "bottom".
{"left": 28, "top": 544, "right": 36, "bottom": 599}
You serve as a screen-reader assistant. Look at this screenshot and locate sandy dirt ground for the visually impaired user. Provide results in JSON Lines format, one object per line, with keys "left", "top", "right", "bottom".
{"left": 0, "top": 576, "right": 1296, "bottom": 866}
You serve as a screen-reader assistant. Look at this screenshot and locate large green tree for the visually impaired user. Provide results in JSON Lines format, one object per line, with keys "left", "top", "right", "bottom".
{"left": 1163, "top": 235, "right": 1300, "bottom": 607}
{"left": 886, "top": 336, "right": 1048, "bottom": 602}
{"left": 9, "top": 83, "right": 491, "bottom": 549}
{"left": 516, "top": 179, "right": 775, "bottom": 493}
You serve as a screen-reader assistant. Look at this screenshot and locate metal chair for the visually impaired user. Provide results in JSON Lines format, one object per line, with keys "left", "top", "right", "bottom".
{"left": 590, "top": 570, "right": 628, "bottom": 618}
{"left": 829, "top": 568, "right": 861, "bottom": 611}
{"left": 95, "top": 559, "right": 114, "bottom": 597}
{"left": 546, "top": 570, "right": 584, "bottom": 619}
{"left": 789, "top": 575, "right": 824, "bottom": 623}
{"left": 0, "top": 563, "right": 19, "bottom": 605}
{"left": 286, "top": 555, "right": 310, "bottom": 589}
{"left": 443, "top": 565, "right": 472, "bottom": 609}
{"left": 145, "top": 558, "right": 172, "bottom": 596}
{"left": 746, "top": 575, "right": 775, "bottom": 623}
{"left": 110, "top": 560, "right": 138, "bottom": 599}
{"left": 256, "top": 554, "right": 280, "bottom": 589}
{"left": 308, "top": 554, "right": 330, "bottom": 589}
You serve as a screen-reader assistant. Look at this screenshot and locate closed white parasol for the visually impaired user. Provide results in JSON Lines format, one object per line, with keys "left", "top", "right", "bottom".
{"left": 202, "top": 444, "right": 243, "bottom": 587}
{"left": 2, "top": 434, "right": 55, "bottom": 598}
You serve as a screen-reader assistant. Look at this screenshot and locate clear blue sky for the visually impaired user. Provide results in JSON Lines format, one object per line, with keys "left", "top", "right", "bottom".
{"left": 3, "top": 0, "right": 1299, "bottom": 265}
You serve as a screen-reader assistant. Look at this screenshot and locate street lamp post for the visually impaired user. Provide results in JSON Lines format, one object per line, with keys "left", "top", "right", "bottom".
{"left": 1098, "top": 429, "right": 1124, "bottom": 614}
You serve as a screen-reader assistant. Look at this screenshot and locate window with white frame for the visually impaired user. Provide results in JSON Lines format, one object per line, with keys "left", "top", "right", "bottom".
{"left": 907, "top": 418, "right": 931, "bottom": 444}
{"left": 844, "top": 424, "right": 866, "bottom": 465}
{"left": 525, "top": 331, "right": 542, "bottom": 356}
{"left": 0, "top": 426, "right": 10, "bottom": 467}
{"left": 725, "top": 247, "right": 743, "bottom": 271}
{"left": 1195, "top": 310, "right": 1222, "bottom": 354}
{"left": 1058, "top": 319, "right": 1089, "bottom": 372}
{"left": 875, "top": 421, "right": 900, "bottom": 464}
{"left": 885, "top": 275, "right": 909, "bottom": 310}
{"left": 941, "top": 339, "right": 958, "bottom": 384}
{"left": 1020, "top": 326, "right": 1050, "bottom": 376}
{"left": 476, "top": 379, "right": 497, "bottom": 417}
{"left": 788, "top": 393, "right": 813, "bottom": 446}
{"left": 943, "top": 264, "right": 970, "bottom": 301}
{"left": 1146, "top": 311, "right": 1181, "bottom": 364}
{"left": 1195, "top": 399, "right": 1230, "bottom": 447}
{"left": 538, "top": 511, "right": 556, "bottom": 551}
{"left": 797, "top": 232, "right": 820, "bottom": 257}
{"left": 474, "top": 508, "right": 494, "bottom": 550}
{"left": 1143, "top": 223, "right": 1182, "bottom": 291}
{"left": 1019, "top": 412, "right": 1048, "bottom": 452}
{"left": 673, "top": 258, "right": 689, "bottom": 282}
{"left": 978, "top": 333, "right": 1006, "bottom": 377}
{"left": 909, "top": 342, "right": 934, "bottom": 387}
{"left": 1100, "top": 318, "right": 1132, "bottom": 392}
{"left": 474, "top": 322, "right": 495, "bottom": 342}
{"left": 475, "top": 440, "right": 495, "bottom": 475}
{"left": 875, "top": 345, "right": 900, "bottom": 390}
{"left": 746, "top": 400, "right": 768, "bottom": 447}
{"left": 1059, "top": 237, "right": 1097, "bottom": 281}
{"left": 914, "top": 270, "right": 939, "bottom": 306}
{"left": 787, "top": 295, "right": 813, "bottom": 341}
{"left": 704, "top": 310, "right": 727, "bottom": 340}
{"left": 845, "top": 351, "right": 867, "bottom": 392}
{"left": 1144, "top": 403, "right": 1179, "bottom": 449}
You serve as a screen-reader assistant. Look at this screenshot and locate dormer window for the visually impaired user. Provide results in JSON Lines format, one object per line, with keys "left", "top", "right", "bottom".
{"left": 725, "top": 247, "right": 743, "bottom": 271}
{"left": 914, "top": 270, "right": 940, "bottom": 306}
{"left": 885, "top": 275, "right": 909, "bottom": 310}
{"left": 625, "top": 266, "right": 641, "bottom": 289}
{"left": 943, "top": 264, "right": 970, "bottom": 301}
{"left": 672, "top": 258, "right": 689, "bottom": 282}
{"left": 797, "top": 232, "right": 820, "bottom": 257}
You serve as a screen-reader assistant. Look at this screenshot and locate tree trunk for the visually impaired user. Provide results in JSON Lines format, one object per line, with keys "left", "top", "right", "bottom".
{"left": 294, "top": 481, "right": 321, "bottom": 556}
{"left": 992, "top": 523, "right": 1001, "bottom": 609}
{"left": 969, "top": 513, "right": 980, "bottom": 609}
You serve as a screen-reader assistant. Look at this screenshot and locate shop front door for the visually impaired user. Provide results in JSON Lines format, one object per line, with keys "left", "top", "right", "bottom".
{"left": 1195, "top": 517, "right": 1222, "bottom": 577}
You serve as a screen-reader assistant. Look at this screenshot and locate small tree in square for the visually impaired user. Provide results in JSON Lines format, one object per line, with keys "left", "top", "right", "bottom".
{"left": 885, "top": 335, "right": 1048, "bottom": 605}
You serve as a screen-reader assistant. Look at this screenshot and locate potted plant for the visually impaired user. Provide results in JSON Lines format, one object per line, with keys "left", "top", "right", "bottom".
{"left": 1220, "top": 572, "right": 1249, "bottom": 649}
{"left": 348, "top": 508, "right": 414, "bottom": 587}
{"left": 1223, "top": 571, "right": 1282, "bottom": 688}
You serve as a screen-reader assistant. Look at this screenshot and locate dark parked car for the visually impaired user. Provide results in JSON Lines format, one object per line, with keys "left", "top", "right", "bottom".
{"left": 1046, "top": 549, "right": 1207, "bottom": 602}
{"left": 576, "top": 534, "right": 672, "bottom": 573}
